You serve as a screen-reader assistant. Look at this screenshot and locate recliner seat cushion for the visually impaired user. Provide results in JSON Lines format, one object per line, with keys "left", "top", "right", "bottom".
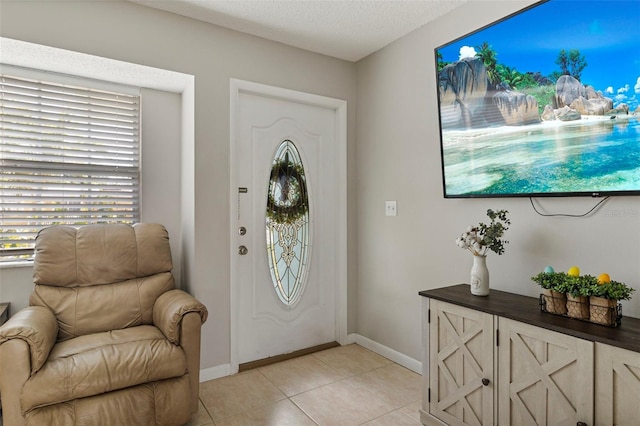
{"left": 21, "top": 325, "right": 186, "bottom": 414}
{"left": 24, "top": 376, "right": 192, "bottom": 426}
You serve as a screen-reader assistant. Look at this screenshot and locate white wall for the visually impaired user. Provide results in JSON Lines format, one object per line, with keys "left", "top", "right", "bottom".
{"left": 355, "top": 0, "right": 640, "bottom": 361}
{"left": 0, "top": 0, "right": 358, "bottom": 371}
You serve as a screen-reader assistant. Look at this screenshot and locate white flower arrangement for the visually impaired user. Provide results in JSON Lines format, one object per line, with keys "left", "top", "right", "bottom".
{"left": 455, "top": 209, "right": 510, "bottom": 257}
{"left": 456, "top": 226, "right": 485, "bottom": 256}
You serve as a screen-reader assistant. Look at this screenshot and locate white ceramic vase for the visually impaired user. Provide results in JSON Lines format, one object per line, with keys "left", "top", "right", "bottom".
{"left": 470, "top": 254, "right": 490, "bottom": 296}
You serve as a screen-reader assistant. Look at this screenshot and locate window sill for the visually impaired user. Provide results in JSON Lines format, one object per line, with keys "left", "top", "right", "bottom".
{"left": 0, "top": 260, "right": 34, "bottom": 269}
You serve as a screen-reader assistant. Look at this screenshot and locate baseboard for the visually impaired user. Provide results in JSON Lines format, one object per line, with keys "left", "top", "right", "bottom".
{"left": 347, "top": 333, "right": 422, "bottom": 374}
{"left": 238, "top": 341, "right": 339, "bottom": 372}
{"left": 199, "top": 335, "right": 422, "bottom": 382}
{"left": 199, "top": 363, "right": 232, "bottom": 382}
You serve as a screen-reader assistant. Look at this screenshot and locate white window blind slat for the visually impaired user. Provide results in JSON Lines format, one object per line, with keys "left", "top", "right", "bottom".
{"left": 2, "top": 135, "right": 139, "bottom": 147}
{"left": 1, "top": 143, "right": 137, "bottom": 160}
{"left": 1, "top": 76, "right": 138, "bottom": 102}
{"left": 1, "top": 73, "right": 141, "bottom": 263}
{"left": 2, "top": 78, "right": 138, "bottom": 111}
{"left": 2, "top": 120, "right": 137, "bottom": 140}
{"left": 2, "top": 178, "right": 139, "bottom": 189}
{"left": 1, "top": 207, "right": 139, "bottom": 217}
{"left": 1, "top": 106, "right": 138, "bottom": 129}
{"left": 0, "top": 93, "right": 138, "bottom": 117}
{"left": 1, "top": 196, "right": 139, "bottom": 204}
{"left": 1, "top": 148, "right": 138, "bottom": 166}
{"left": 2, "top": 84, "right": 139, "bottom": 111}
{"left": 1, "top": 107, "right": 139, "bottom": 132}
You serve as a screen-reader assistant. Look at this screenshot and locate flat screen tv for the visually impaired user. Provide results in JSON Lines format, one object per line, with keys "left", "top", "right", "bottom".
{"left": 435, "top": 0, "right": 640, "bottom": 198}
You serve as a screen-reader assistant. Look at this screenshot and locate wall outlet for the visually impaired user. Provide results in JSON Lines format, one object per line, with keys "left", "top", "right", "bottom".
{"left": 385, "top": 200, "right": 397, "bottom": 216}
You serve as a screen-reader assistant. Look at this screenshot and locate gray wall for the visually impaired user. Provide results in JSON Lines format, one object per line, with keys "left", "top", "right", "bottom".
{"left": 0, "top": 0, "right": 358, "bottom": 371}
{"left": 2, "top": 0, "right": 639, "bottom": 370}
{"left": 355, "top": 0, "right": 640, "bottom": 361}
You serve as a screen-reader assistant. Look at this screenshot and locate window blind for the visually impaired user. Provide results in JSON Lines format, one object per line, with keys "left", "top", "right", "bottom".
{"left": 0, "top": 74, "right": 140, "bottom": 263}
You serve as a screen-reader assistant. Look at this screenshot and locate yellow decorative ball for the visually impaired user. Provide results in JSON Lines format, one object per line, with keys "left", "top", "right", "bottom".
{"left": 598, "top": 273, "right": 611, "bottom": 285}
{"left": 567, "top": 266, "right": 580, "bottom": 277}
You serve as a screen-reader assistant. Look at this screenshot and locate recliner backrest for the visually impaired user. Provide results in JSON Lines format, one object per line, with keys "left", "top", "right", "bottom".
{"left": 30, "top": 223, "right": 175, "bottom": 341}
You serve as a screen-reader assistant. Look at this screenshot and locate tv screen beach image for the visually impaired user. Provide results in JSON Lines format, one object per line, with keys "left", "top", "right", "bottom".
{"left": 436, "top": 0, "right": 640, "bottom": 197}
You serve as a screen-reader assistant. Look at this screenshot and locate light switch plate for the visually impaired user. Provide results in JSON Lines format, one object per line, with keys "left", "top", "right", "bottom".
{"left": 385, "top": 200, "right": 397, "bottom": 216}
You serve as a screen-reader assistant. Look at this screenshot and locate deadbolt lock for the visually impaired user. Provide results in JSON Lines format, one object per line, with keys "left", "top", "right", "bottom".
{"left": 238, "top": 245, "right": 248, "bottom": 255}
{"left": 238, "top": 226, "right": 247, "bottom": 236}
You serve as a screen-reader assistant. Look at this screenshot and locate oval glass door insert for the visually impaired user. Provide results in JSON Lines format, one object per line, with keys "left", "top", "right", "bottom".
{"left": 266, "top": 140, "right": 311, "bottom": 306}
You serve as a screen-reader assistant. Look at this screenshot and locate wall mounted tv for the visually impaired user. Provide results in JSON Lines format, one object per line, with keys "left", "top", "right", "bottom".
{"left": 436, "top": 0, "right": 640, "bottom": 198}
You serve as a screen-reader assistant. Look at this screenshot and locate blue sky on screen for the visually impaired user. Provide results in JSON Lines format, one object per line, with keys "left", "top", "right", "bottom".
{"left": 437, "top": 0, "right": 640, "bottom": 108}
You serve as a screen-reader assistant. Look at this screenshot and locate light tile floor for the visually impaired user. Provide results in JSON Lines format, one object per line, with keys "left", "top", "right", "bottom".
{"left": 187, "top": 344, "right": 423, "bottom": 426}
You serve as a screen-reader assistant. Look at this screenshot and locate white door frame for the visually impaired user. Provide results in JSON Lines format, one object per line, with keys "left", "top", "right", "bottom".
{"left": 229, "top": 79, "right": 348, "bottom": 374}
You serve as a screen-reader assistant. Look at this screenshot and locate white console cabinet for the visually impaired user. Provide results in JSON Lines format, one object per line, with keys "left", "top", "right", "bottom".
{"left": 420, "top": 284, "right": 640, "bottom": 426}
{"left": 595, "top": 343, "right": 640, "bottom": 424}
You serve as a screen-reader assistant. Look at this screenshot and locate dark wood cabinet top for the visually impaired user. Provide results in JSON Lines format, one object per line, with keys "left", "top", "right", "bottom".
{"left": 420, "top": 284, "right": 640, "bottom": 354}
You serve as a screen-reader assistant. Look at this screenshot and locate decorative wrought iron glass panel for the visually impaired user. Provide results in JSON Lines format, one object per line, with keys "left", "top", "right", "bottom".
{"left": 266, "top": 140, "right": 310, "bottom": 306}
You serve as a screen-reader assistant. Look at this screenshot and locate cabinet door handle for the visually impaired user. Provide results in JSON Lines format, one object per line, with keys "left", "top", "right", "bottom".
{"left": 481, "top": 378, "right": 490, "bottom": 386}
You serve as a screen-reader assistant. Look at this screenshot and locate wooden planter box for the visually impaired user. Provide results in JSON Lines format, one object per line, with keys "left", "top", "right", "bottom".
{"left": 541, "top": 288, "right": 567, "bottom": 315}
{"left": 590, "top": 296, "right": 619, "bottom": 326}
{"left": 566, "top": 294, "right": 590, "bottom": 320}
{"left": 540, "top": 292, "right": 622, "bottom": 327}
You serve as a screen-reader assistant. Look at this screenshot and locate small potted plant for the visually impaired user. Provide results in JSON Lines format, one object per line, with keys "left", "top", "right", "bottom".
{"left": 565, "top": 274, "right": 595, "bottom": 320}
{"left": 588, "top": 274, "right": 635, "bottom": 326}
{"left": 532, "top": 271, "right": 568, "bottom": 315}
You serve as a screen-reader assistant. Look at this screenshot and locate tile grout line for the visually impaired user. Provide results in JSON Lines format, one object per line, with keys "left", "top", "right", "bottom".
{"left": 255, "top": 357, "right": 327, "bottom": 425}
{"left": 196, "top": 344, "right": 420, "bottom": 426}
{"left": 287, "top": 395, "right": 321, "bottom": 426}
{"left": 255, "top": 346, "right": 394, "bottom": 426}
{"left": 196, "top": 398, "right": 215, "bottom": 426}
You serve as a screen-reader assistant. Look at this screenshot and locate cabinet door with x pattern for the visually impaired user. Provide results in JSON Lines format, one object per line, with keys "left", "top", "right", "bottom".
{"left": 498, "top": 318, "right": 593, "bottom": 426}
{"left": 429, "top": 300, "right": 495, "bottom": 426}
{"left": 595, "top": 342, "right": 640, "bottom": 424}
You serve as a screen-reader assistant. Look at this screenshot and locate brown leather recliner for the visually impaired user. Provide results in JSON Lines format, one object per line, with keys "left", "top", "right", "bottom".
{"left": 0, "top": 223, "right": 208, "bottom": 425}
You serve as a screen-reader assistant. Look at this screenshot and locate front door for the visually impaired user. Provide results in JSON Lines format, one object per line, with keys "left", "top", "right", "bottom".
{"left": 230, "top": 80, "right": 347, "bottom": 369}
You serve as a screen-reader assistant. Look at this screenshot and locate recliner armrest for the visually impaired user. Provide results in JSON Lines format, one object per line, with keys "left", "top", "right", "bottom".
{"left": 0, "top": 306, "right": 58, "bottom": 374}
{"left": 153, "top": 289, "right": 208, "bottom": 344}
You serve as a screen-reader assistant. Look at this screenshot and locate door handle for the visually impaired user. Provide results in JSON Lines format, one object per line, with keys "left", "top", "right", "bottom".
{"left": 238, "top": 245, "right": 248, "bottom": 255}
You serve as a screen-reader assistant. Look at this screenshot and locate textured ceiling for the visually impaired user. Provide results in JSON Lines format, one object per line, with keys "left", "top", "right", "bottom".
{"left": 128, "top": 0, "right": 467, "bottom": 62}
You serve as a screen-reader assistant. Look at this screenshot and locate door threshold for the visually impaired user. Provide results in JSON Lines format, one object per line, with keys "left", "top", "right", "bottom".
{"left": 239, "top": 341, "right": 340, "bottom": 372}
